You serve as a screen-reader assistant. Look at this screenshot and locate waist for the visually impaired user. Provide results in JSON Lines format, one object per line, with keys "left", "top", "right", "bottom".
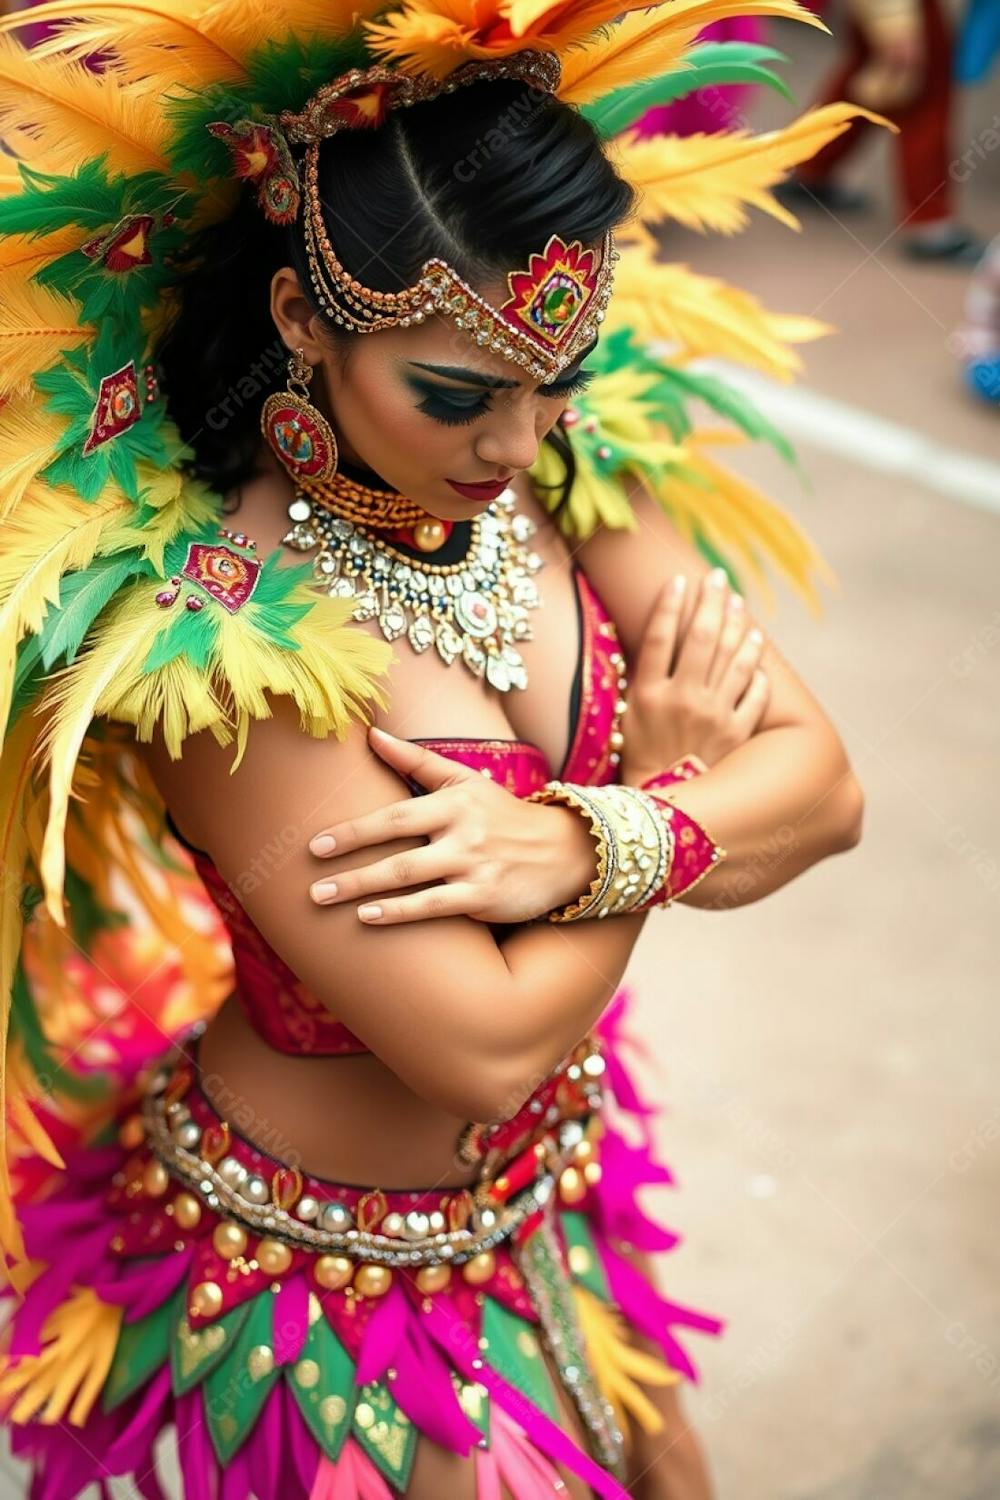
{"left": 115, "top": 1029, "right": 606, "bottom": 1283}
{"left": 197, "top": 994, "right": 606, "bottom": 1191}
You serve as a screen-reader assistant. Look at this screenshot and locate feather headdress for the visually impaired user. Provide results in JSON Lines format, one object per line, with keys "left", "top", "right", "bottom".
{"left": 0, "top": 0, "right": 879, "bottom": 1272}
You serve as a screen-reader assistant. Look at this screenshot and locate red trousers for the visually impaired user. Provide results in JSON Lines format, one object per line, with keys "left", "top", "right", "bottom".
{"left": 798, "top": 0, "right": 956, "bottom": 226}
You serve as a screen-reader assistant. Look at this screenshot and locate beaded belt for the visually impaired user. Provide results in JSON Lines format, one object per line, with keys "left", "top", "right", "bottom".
{"left": 141, "top": 1074, "right": 591, "bottom": 1271}
{"left": 127, "top": 1033, "right": 607, "bottom": 1279}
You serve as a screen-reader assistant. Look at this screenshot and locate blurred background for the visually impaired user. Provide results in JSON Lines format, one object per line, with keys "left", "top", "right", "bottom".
{"left": 0, "top": 0, "right": 997, "bottom": 1496}
{"left": 627, "top": 9, "right": 1000, "bottom": 1498}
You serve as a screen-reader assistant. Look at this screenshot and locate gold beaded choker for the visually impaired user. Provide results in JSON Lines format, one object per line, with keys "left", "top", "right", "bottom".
{"left": 294, "top": 469, "right": 430, "bottom": 532}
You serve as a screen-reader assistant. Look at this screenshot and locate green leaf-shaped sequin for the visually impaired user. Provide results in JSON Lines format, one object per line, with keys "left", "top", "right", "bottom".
{"left": 479, "top": 1299, "right": 559, "bottom": 1422}
{"left": 560, "top": 1211, "right": 612, "bottom": 1302}
{"left": 202, "top": 1290, "right": 281, "bottom": 1465}
{"left": 352, "top": 1380, "right": 417, "bottom": 1489}
{"left": 103, "top": 1283, "right": 185, "bottom": 1412}
{"left": 171, "top": 1299, "right": 251, "bottom": 1397}
{"left": 284, "top": 1294, "right": 356, "bottom": 1463}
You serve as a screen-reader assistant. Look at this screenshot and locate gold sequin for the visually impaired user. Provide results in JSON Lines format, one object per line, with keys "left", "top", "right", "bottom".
{"left": 294, "top": 1357, "right": 321, "bottom": 1389}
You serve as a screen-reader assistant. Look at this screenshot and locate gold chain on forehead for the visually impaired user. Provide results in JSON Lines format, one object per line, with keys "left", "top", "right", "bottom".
{"left": 279, "top": 52, "right": 618, "bottom": 379}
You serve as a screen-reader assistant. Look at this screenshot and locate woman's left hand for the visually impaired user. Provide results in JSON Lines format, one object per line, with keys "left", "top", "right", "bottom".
{"left": 307, "top": 727, "right": 597, "bottom": 925}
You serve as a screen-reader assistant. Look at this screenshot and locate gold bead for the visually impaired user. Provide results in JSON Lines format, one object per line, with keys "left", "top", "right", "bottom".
{"left": 256, "top": 1238, "right": 293, "bottom": 1276}
{"left": 173, "top": 1192, "right": 202, "bottom": 1230}
{"left": 462, "top": 1251, "right": 496, "bottom": 1286}
{"left": 189, "top": 1280, "right": 223, "bottom": 1318}
{"left": 118, "top": 1113, "right": 145, "bottom": 1149}
{"left": 353, "top": 1264, "right": 393, "bottom": 1298}
{"left": 314, "top": 1254, "right": 353, "bottom": 1291}
{"left": 212, "top": 1221, "right": 248, "bottom": 1260}
{"left": 142, "top": 1160, "right": 169, "bottom": 1198}
{"left": 415, "top": 1263, "right": 452, "bottom": 1294}
{"left": 574, "top": 1139, "right": 594, "bottom": 1163}
{"left": 583, "top": 1161, "right": 602, "bottom": 1187}
{"left": 558, "top": 1167, "right": 587, "bottom": 1205}
{"left": 413, "top": 518, "right": 446, "bottom": 552}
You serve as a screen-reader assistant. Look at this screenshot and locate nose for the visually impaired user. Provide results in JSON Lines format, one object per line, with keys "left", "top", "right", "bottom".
{"left": 474, "top": 401, "right": 547, "bottom": 475}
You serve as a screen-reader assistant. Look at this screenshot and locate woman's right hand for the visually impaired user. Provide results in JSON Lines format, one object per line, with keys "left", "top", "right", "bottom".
{"left": 620, "top": 567, "right": 770, "bottom": 785}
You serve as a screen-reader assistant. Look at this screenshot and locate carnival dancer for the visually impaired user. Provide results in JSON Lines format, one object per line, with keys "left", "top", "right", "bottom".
{"left": 0, "top": 1, "right": 867, "bottom": 1495}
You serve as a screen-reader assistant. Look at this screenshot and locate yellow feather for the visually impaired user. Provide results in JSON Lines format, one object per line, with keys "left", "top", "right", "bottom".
{"left": 605, "top": 245, "right": 825, "bottom": 380}
{"left": 0, "top": 488, "right": 131, "bottom": 752}
{"left": 0, "top": 35, "right": 171, "bottom": 177}
{"left": 572, "top": 1284, "right": 678, "bottom": 1442}
{"left": 0, "top": 152, "right": 24, "bottom": 194}
{"left": 9, "top": 0, "right": 381, "bottom": 90}
{"left": 0, "top": 1286, "right": 121, "bottom": 1426}
{"left": 557, "top": 0, "right": 827, "bottom": 105}
{"left": 0, "top": 223, "right": 86, "bottom": 277}
{"left": 0, "top": 272, "right": 92, "bottom": 399}
{"left": 640, "top": 433, "right": 836, "bottom": 613}
{"left": 0, "top": 711, "right": 46, "bottom": 1272}
{"left": 0, "top": 398, "right": 68, "bottom": 519}
{"left": 615, "top": 102, "right": 893, "bottom": 236}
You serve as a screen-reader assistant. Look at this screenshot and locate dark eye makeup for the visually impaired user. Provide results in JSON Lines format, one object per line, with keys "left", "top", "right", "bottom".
{"left": 407, "top": 367, "right": 595, "bottom": 427}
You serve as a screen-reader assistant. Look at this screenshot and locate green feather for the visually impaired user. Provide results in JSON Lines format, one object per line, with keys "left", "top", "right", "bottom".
{"left": 652, "top": 365, "right": 798, "bottom": 466}
{"left": 246, "top": 32, "right": 371, "bottom": 116}
{"left": 0, "top": 157, "right": 124, "bottom": 236}
{"left": 581, "top": 44, "right": 794, "bottom": 139}
{"left": 164, "top": 84, "right": 254, "bottom": 182}
{"left": 40, "top": 554, "right": 146, "bottom": 668}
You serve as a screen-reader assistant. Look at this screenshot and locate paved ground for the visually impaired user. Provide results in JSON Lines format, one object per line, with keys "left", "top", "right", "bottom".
{"left": 628, "top": 19, "right": 1000, "bottom": 1500}
{"left": 2, "top": 14, "right": 998, "bottom": 1500}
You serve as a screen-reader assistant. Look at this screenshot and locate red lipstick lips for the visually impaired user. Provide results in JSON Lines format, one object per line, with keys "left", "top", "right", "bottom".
{"left": 445, "top": 476, "right": 513, "bottom": 501}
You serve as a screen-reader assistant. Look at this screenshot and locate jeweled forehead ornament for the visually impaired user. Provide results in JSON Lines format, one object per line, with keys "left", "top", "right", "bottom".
{"left": 277, "top": 54, "right": 619, "bottom": 381}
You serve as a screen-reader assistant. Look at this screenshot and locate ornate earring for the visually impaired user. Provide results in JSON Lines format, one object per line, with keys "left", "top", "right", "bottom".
{"left": 261, "top": 347, "right": 338, "bottom": 483}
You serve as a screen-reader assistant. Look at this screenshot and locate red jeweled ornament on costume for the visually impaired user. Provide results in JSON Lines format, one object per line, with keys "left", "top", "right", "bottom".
{"left": 206, "top": 119, "right": 301, "bottom": 224}
{"left": 81, "top": 213, "right": 155, "bottom": 271}
{"left": 322, "top": 80, "right": 393, "bottom": 130}
{"left": 501, "top": 234, "right": 598, "bottom": 351}
{"left": 82, "top": 360, "right": 141, "bottom": 454}
{"left": 179, "top": 542, "right": 262, "bottom": 613}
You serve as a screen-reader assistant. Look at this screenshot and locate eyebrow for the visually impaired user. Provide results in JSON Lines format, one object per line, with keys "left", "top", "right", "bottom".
{"left": 407, "top": 335, "right": 600, "bottom": 390}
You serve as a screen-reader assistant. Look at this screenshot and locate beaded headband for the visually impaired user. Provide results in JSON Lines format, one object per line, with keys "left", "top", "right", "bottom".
{"left": 208, "top": 51, "right": 618, "bottom": 380}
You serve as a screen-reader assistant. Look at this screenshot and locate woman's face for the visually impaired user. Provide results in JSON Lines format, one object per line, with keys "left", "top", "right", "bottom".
{"left": 270, "top": 267, "right": 597, "bottom": 521}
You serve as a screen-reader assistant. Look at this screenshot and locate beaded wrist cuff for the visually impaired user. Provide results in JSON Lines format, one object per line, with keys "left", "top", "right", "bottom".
{"left": 639, "top": 777, "right": 727, "bottom": 906}
{"left": 528, "top": 781, "right": 673, "bottom": 922}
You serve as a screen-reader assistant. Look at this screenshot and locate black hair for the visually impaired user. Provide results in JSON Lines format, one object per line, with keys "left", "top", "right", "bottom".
{"left": 156, "top": 78, "right": 637, "bottom": 504}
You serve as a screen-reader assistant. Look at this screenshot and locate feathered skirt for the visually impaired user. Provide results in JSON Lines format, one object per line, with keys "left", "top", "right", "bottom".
{"left": 0, "top": 992, "right": 723, "bottom": 1500}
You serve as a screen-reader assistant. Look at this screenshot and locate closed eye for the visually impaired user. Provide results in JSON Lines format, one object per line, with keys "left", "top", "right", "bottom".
{"left": 539, "top": 368, "right": 595, "bottom": 399}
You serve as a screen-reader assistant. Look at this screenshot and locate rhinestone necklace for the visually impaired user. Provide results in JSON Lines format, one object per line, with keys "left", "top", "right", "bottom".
{"left": 282, "top": 486, "right": 544, "bottom": 691}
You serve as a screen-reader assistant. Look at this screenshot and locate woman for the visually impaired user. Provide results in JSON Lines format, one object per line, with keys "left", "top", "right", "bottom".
{"left": 0, "top": 2, "right": 865, "bottom": 1496}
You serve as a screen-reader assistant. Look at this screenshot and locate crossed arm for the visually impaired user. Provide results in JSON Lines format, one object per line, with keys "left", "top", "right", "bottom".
{"left": 308, "top": 491, "right": 864, "bottom": 923}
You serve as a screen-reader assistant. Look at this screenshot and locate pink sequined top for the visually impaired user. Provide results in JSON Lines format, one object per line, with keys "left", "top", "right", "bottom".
{"left": 171, "top": 568, "right": 624, "bottom": 1056}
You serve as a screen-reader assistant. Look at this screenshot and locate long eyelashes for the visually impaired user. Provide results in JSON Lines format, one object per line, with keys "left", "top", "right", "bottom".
{"left": 414, "top": 368, "right": 595, "bottom": 427}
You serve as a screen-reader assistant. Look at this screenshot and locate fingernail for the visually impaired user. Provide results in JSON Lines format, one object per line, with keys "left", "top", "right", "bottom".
{"left": 729, "top": 594, "right": 744, "bottom": 611}
{"left": 708, "top": 568, "right": 728, "bottom": 588}
{"left": 749, "top": 627, "right": 764, "bottom": 644}
{"left": 311, "top": 880, "right": 337, "bottom": 902}
{"left": 358, "top": 904, "right": 382, "bottom": 921}
{"left": 310, "top": 835, "right": 336, "bottom": 855}
{"left": 672, "top": 574, "right": 687, "bottom": 594}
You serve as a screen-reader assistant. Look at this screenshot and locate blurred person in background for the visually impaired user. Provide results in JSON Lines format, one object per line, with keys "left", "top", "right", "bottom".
{"left": 786, "top": 0, "right": 986, "bottom": 262}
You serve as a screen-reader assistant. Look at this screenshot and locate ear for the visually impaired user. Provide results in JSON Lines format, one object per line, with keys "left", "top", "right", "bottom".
{"left": 270, "top": 267, "right": 327, "bottom": 365}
